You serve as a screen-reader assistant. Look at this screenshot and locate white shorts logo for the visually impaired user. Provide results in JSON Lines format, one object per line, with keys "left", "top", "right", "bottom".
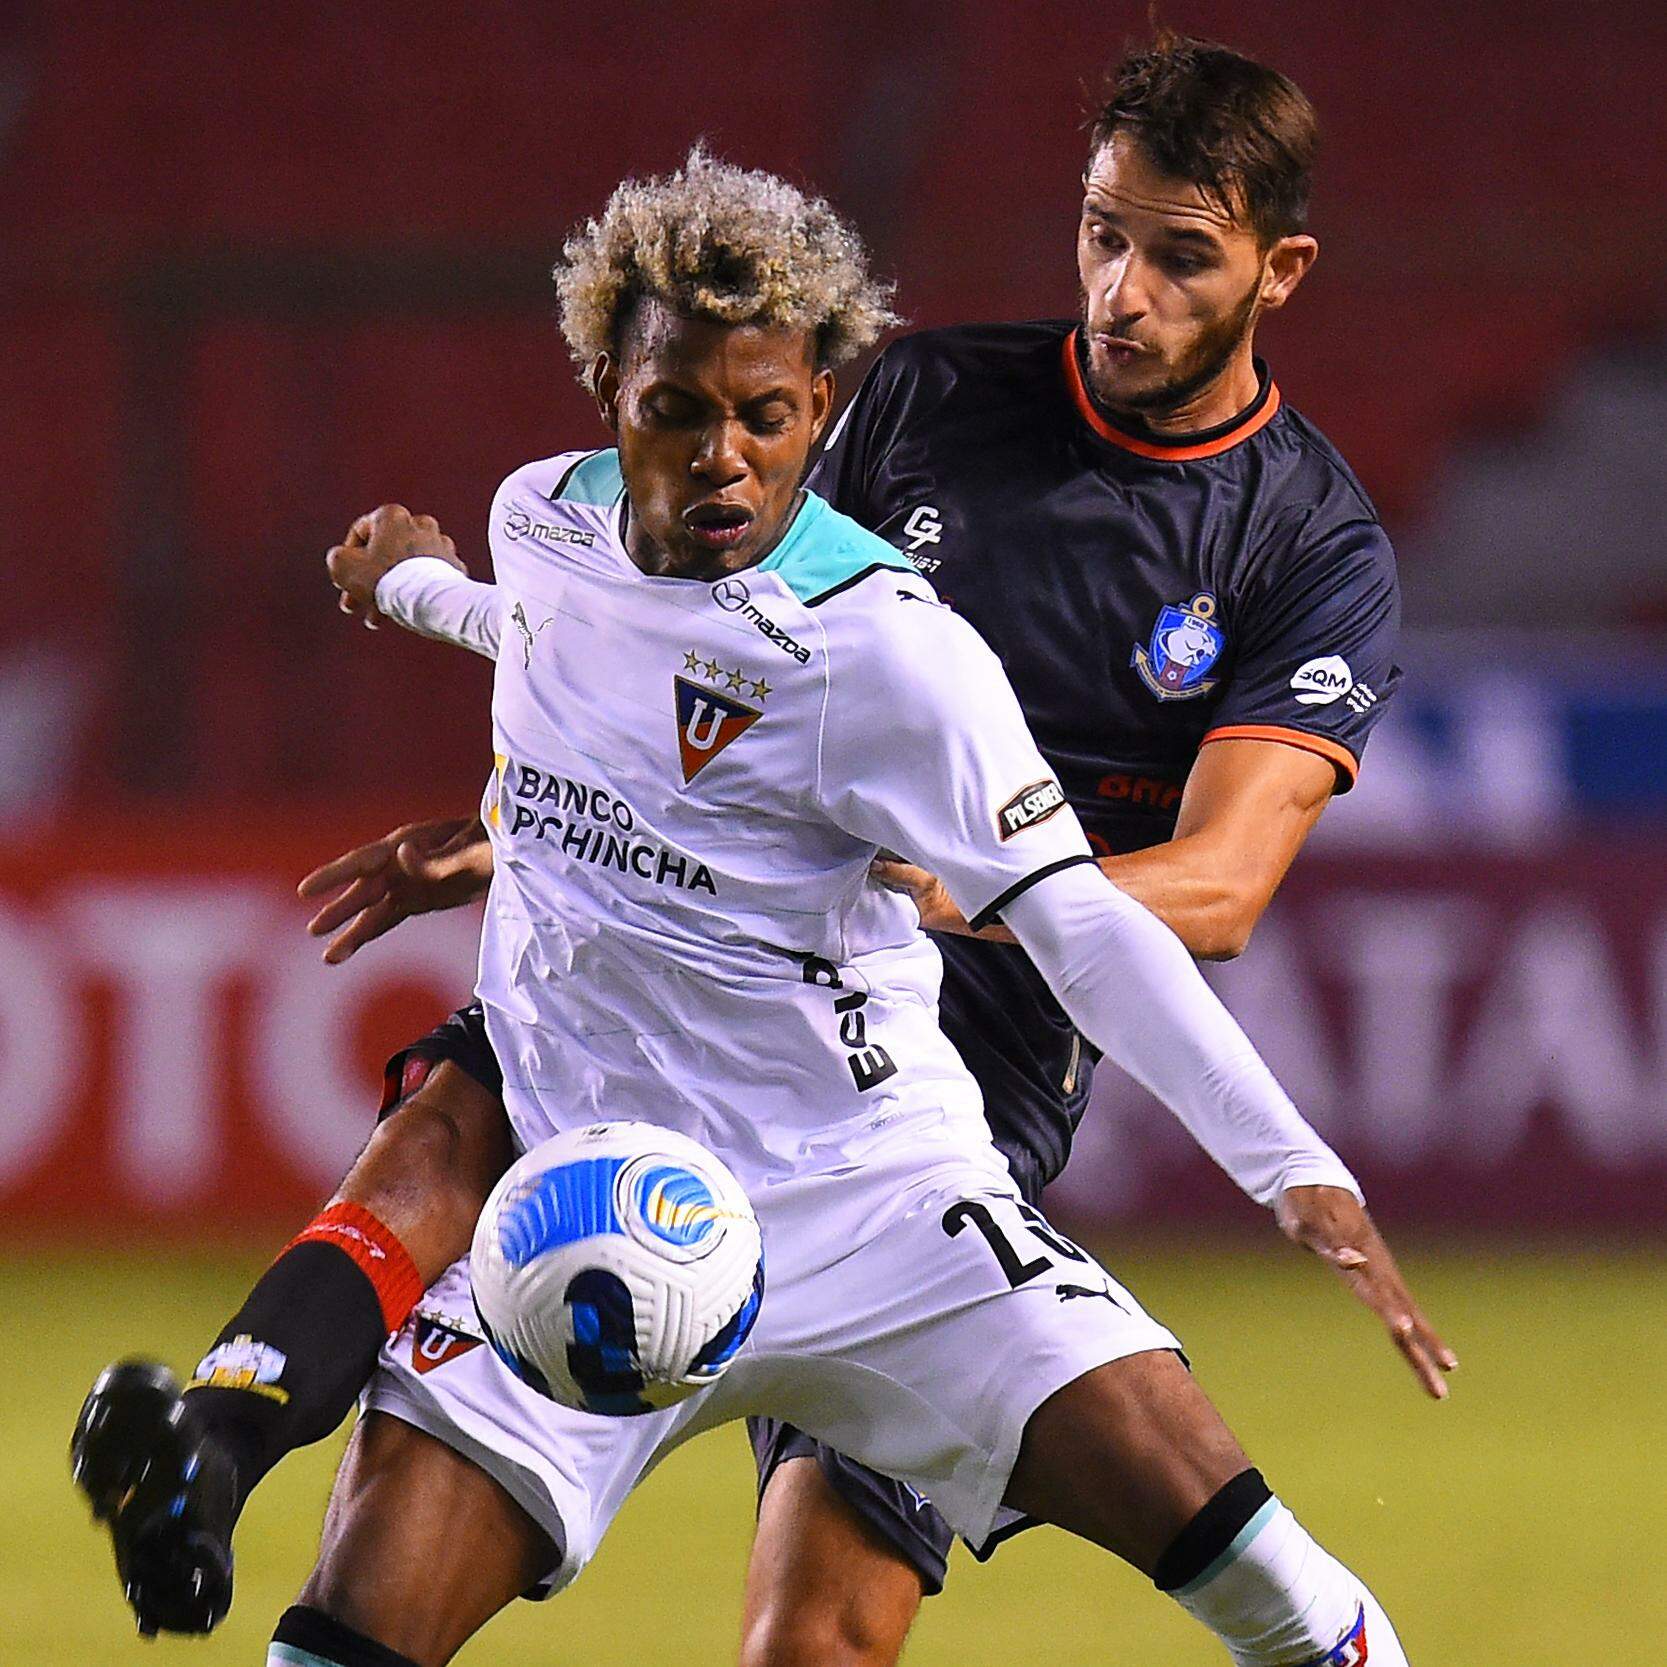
{"left": 1289, "top": 655, "right": 1354, "bottom": 706}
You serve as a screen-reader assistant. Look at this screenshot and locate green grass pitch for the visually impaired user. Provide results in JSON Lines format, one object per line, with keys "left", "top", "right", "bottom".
{"left": 9, "top": 1239, "right": 1662, "bottom": 1664}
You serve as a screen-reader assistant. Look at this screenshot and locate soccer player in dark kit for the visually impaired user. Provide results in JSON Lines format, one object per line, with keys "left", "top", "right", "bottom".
{"left": 72, "top": 34, "right": 1453, "bottom": 1667}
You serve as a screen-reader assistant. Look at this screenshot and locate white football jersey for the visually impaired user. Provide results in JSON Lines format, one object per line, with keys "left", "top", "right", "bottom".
{"left": 468, "top": 450, "right": 1095, "bottom": 1208}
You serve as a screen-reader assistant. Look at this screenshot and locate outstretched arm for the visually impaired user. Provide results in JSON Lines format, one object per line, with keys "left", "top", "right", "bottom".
{"left": 822, "top": 591, "right": 1454, "bottom": 1397}
{"left": 1001, "top": 861, "right": 1454, "bottom": 1397}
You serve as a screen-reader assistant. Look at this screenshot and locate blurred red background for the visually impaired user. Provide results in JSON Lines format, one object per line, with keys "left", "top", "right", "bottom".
{"left": 4, "top": 1, "right": 1665, "bottom": 1235}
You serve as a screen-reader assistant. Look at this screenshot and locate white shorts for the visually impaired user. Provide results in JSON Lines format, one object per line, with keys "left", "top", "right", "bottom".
{"left": 365, "top": 1159, "right": 1180, "bottom": 1595}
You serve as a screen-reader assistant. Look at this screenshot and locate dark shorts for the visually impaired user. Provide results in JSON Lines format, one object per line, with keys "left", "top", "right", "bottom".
{"left": 378, "top": 1001, "right": 503, "bottom": 1117}
{"left": 383, "top": 1005, "right": 994, "bottom": 1597}
{"left": 747, "top": 1417, "right": 955, "bottom": 1597}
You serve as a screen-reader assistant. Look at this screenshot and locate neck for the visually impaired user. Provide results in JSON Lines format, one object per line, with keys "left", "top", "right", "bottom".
{"left": 623, "top": 491, "right": 806, "bottom": 581}
{"left": 1121, "top": 341, "right": 1263, "bottom": 436}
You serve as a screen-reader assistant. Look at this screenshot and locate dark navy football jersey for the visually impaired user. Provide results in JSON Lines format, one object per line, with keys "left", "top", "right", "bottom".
{"left": 806, "top": 318, "right": 1401, "bottom": 1202}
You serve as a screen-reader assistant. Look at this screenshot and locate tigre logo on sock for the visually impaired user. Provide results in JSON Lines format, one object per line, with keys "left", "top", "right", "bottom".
{"left": 186, "top": 1334, "right": 291, "bottom": 1403}
{"left": 1317, "top": 1606, "right": 1368, "bottom": 1665}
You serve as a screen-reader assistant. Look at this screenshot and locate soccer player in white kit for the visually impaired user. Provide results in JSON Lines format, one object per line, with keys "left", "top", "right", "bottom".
{"left": 74, "top": 150, "right": 1411, "bottom": 1667}
{"left": 328, "top": 153, "right": 1411, "bottom": 1667}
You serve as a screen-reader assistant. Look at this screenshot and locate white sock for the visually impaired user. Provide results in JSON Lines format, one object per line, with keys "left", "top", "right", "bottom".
{"left": 1168, "top": 1498, "right": 1409, "bottom": 1665}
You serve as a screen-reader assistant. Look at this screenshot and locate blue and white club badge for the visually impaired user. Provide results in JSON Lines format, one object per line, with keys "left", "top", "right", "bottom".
{"left": 1132, "top": 592, "right": 1226, "bottom": 701}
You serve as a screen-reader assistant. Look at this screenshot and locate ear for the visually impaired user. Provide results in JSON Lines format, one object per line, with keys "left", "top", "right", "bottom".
{"left": 1259, "top": 234, "right": 1318, "bottom": 314}
{"left": 591, "top": 353, "right": 621, "bottom": 432}
{"left": 807, "top": 367, "right": 837, "bottom": 447}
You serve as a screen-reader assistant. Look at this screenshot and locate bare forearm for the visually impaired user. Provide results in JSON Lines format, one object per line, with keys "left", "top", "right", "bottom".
{"left": 1097, "top": 839, "right": 1260, "bottom": 959}
{"left": 922, "top": 839, "right": 1254, "bottom": 953}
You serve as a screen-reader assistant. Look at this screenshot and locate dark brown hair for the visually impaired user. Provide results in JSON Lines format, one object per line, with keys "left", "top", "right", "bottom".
{"left": 1088, "top": 31, "right": 1318, "bottom": 246}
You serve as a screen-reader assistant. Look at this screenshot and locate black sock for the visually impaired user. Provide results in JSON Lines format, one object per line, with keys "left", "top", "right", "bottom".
{"left": 1152, "top": 1467, "right": 1273, "bottom": 1592}
{"left": 183, "top": 1208, "right": 421, "bottom": 1521}
{"left": 271, "top": 1604, "right": 421, "bottom": 1667}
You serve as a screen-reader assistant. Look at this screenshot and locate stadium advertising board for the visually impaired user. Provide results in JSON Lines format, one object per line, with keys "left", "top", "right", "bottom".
{"left": 0, "top": 821, "right": 1662, "bottom": 1236}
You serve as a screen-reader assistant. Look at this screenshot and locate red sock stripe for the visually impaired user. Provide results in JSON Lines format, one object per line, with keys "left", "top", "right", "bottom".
{"left": 282, "top": 1202, "right": 425, "bottom": 1335}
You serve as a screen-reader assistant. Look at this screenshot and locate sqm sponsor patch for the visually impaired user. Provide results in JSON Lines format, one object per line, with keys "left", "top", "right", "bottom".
{"left": 998, "top": 779, "right": 1066, "bottom": 840}
{"left": 1289, "top": 655, "right": 1354, "bottom": 707}
{"left": 189, "top": 1335, "right": 289, "bottom": 1403}
{"left": 411, "top": 1314, "right": 484, "bottom": 1376}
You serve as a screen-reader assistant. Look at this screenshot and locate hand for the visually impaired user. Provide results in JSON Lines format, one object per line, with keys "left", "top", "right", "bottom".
{"left": 1276, "top": 1185, "right": 1458, "bottom": 1399}
{"left": 297, "top": 817, "right": 493, "bottom": 963}
{"left": 326, "top": 504, "right": 466, "bottom": 629}
{"left": 870, "top": 858, "right": 978, "bottom": 936}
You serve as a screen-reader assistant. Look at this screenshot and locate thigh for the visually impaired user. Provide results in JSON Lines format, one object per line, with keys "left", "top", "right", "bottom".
{"left": 1003, "top": 1349, "right": 1250, "bottom": 1576}
{"left": 740, "top": 1453, "right": 927, "bottom": 1667}
{"left": 750, "top": 1178, "right": 1183, "bottom": 1552}
{"left": 299, "top": 1411, "right": 555, "bottom": 1667}
{"left": 748, "top": 1418, "right": 951, "bottom": 1597}
{"left": 367, "top": 1254, "right": 696, "bottom": 1593}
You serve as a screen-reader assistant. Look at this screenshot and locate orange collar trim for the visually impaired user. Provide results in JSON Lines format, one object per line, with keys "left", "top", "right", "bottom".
{"left": 1062, "top": 329, "right": 1281, "bottom": 461}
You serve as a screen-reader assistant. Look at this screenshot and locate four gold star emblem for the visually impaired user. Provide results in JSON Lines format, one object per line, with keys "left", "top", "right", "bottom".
{"left": 680, "top": 651, "right": 776, "bottom": 704}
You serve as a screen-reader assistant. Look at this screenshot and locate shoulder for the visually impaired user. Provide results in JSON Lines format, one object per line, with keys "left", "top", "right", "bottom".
{"left": 1256, "top": 403, "right": 1385, "bottom": 534}
{"left": 495, "top": 448, "right": 623, "bottom": 510}
{"left": 1243, "top": 406, "right": 1398, "bottom": 588}
{"left": 760, "top": 493, "right": 916, "bottom": 609}
{"left": 489, "top": 450, "right": 622, "bottom": 575}
{"left": 871, "top": 319, "right": 1074, "bottom": 397}
{"left": 800, "top": 530, "right": 998, "bottom": 709}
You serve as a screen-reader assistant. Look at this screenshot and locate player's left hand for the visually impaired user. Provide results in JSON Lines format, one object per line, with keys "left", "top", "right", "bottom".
{"left": 870, "top": 857, "right": 1025, "bottom": 943}
{"left": 326, "top": 503, "right": 466, "bottom": 629}
{"left": 1276, "top": 1185, "right": 1459, "bottom": 1400}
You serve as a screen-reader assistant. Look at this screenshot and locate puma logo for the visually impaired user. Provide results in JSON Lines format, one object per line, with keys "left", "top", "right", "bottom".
{"left": 1056, "top": 1283, "right": 1122, "bottom": 1307}
{"left": 511, "top": 601, "right": 553, "bottom": 669}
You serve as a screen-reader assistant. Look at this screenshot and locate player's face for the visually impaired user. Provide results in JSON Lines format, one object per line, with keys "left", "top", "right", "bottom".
{"left": 595, "top": 301, "right": 835, "bottom": 580}
{"left": 1076, "top": 131, "right": 1312, "bottom": 416}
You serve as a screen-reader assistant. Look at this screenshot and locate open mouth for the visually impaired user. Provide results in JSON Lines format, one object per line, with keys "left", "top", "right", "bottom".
{"left": 683, "top": 502, "right": 755, "bottom": 551}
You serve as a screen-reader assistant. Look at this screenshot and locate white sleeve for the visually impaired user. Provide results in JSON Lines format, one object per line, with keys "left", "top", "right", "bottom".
{"left": 1003, "top": 861, "right": 1361, "bottom": 1207}
{"left": 374, "top": 558, "right": 502, "bottom": 661}
{"left": 815, "top": 592, "right": 1097, "bottom": 928}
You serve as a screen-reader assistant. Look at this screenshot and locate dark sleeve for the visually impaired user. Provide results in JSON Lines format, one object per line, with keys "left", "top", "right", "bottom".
{"left": 1204, "top": 515, "right": 1402, "bottom": 792}
{"left": 805, "top": 343, "right": 910, "bottom": 525}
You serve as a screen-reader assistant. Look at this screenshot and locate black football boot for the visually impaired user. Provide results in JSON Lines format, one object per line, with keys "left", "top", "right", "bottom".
{"left": 70, "top": 1360, "right": 238, "bottom": 1636}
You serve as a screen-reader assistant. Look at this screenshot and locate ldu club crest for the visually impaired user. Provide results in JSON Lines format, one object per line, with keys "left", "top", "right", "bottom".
{"left": 1132, "top": 592, "right": 1226, "bottom": 701}
{"left": 675, "top": 668, "right": 762, "bottom": 783}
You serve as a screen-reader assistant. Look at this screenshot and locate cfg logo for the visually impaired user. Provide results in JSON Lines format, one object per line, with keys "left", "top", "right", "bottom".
{"left": 902, "top": 505, "right": 943, "bottom": 554}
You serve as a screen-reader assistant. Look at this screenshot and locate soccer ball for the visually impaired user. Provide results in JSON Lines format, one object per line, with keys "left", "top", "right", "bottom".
{"left": 469, "top": 1122, "right": 764, "bottom": 1415}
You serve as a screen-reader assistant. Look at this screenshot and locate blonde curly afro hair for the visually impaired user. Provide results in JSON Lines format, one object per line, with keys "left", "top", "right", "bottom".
{"left": 555, "top": 145, "right": 899, "bottom": 378}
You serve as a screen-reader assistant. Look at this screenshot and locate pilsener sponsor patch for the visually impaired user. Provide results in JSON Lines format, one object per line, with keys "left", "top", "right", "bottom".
{"left": 997, "top": 779, "right": 1066, "bottom": 840}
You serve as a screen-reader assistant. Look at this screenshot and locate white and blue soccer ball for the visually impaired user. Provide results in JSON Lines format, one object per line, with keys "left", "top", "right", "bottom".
{"left": 469, "top": 1122, "right": 764, "bottom": 1416}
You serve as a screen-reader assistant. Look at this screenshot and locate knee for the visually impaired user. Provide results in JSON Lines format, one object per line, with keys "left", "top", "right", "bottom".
{"left": 739, "top": 1599, "right": 907, "bottom": 1667}
{"left": 344, "top": 1065, "right": 513, "bottom": 1231}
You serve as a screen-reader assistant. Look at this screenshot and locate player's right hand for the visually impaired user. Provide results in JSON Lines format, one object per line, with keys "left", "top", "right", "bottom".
{"left": 1276, "top": 1185, "right": 1459, "bottom": 1400}
{"left": 326, "top": 504, "right": 466, "bottom": 628}
{"left": 297, "top": 816, "right": 493, "bottom": 963}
